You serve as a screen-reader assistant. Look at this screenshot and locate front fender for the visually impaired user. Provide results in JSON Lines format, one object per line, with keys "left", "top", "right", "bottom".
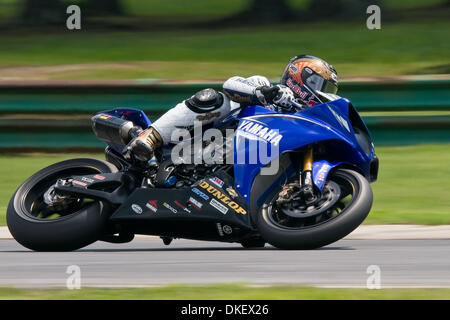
{"left": 313, "top": 160, "right": 342, "bottom": 190}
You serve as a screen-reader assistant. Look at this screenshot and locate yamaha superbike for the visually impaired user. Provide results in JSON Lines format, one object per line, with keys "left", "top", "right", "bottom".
{"left": 7, "top": 97, "right": 378, "bottom": 251}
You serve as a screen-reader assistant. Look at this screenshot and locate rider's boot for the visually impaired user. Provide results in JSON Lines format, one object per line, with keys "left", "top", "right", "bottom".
{"left": 127, "top": 126, "right": 163, "bottom": 162}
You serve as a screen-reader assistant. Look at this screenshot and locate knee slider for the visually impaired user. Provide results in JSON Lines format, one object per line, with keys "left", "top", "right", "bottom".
{"left": 185, "top": 88, "right": 224, "bottom": 113}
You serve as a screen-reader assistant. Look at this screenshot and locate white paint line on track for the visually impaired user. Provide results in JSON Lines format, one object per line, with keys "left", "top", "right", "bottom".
{"left": 0, "top": 227, "right": 11, "bottom": 240}
{"left": 343, "top": 224, "right": 450, "bottom": 240}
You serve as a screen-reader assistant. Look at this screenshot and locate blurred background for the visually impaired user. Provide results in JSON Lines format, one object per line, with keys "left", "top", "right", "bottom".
{"left": 0, "top": 0, "right": 449, "bottom": 226}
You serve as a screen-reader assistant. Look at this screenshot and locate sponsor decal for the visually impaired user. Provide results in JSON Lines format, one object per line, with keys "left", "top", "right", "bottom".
{"left": 72, "top": 180, "right": 87, "bottom": 187}
{"left": 288, "top": 64, "right": 298, "bottom": 74}
{"left": 209, "top": 177, "right": 224, "bottom": 188}
{"left": 226, "top": 93, "right": 252, "bottom": 103}
{"left": 316, "top": 163, "right": 331, "bottom": 183}
{"left": 174, "top": 200, "right": 191, "bottom": 213}
{"left": 235, "top": 77, "right": 259, "bottom": 87}
{"left": 131, "top": 204, "right": 143, "bottom": 214}
{"left": 210, "top": 198, "right": 228, "bottom": 215}
{"left": 163, "top": 202, "right": 177, "bottom": 214}
{"left": 216, "top": 223, "right": 224, "bottom": 237}
{"left": 286, "top": 78, "right": 319, "bottom": 107}
{"left": 145, "top": 200, "right": 158, "bottom": 213}
{"left": 175, "top": 124, "right": 194, "bottom": 131}
{"left": 99, "top": 114, "right": 112, "bottom": 120}
{"left": 199, "top": 181, "right": 247, "bottom": 215}
{"left": 137, "top": 130, "right": 147, "bottom": 137}
{"left": 81, "top": 177, "right": 94, "bottom": 184}
{"left": 237, "top": 120, "right": 283, "bottom": 146}
{"left": 93, "top": 174, "right": 105, "bottom": 181}
{"left": 196, "top": 112, "right": 221, "bottom": 121}
{"left": 305, "top": 96, "right": 318, "bottom": 107}
{"left": 226, "top": 186, "right": 238, "bottom": 199}
{"left": 187, "top": 197, "right": 203, "bottom": 210}
{"left": 286, "top": 78, "right": 308, "bottom": 99}
{"left": 222, "top": 225, "right": 233, "bottom": 235}
{"left": 192, "top": 187, "right": 209, "bottom": 200}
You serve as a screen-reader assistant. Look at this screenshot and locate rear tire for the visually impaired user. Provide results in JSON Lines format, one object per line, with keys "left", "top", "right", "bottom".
{"left": 7, "top": 158, "right": 117, "bottom": 251}
{"left": 256, "top": 169, "right": 372, "bottom": 250}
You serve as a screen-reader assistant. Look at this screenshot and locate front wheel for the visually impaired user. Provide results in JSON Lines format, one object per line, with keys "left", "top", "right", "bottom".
{"left": 7, "top": 158, "right": 117, "bottom": 251}
{"left": 256, "top": 169, "right": 372, "bottom": 250}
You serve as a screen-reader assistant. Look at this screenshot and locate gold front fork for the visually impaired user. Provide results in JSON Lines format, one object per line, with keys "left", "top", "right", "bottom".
{"left": 301, "top": 146, "right": 315, "bottom": 203}
{"left": 303, "top": 146, "right": 313, "bottom": 172}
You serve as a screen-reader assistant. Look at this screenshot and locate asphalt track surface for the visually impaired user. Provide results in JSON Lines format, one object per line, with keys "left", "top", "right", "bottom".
{"left": 0, "top": 238, "right": 449, "bottom": 288}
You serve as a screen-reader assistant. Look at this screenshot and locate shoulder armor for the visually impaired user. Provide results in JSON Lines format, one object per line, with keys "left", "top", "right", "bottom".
{"left": 185, "top": 88, "right": 224, "bottom": 113}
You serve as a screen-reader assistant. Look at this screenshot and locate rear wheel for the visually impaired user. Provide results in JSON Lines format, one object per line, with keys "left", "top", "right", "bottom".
{"left": 256, "top": 169, "right": 372, "bottom": 250}
{"left": 7, "top": 158, "right": 117, "bottom": 251}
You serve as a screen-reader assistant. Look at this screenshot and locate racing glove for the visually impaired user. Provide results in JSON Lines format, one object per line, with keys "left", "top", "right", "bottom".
{"left": 255, "top": 85, "right": 295, "bottom": 109}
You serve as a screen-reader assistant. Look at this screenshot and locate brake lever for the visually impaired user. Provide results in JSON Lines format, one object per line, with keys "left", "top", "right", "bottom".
{"left": 289, "top": 99, "right": 304, "bottom": 111}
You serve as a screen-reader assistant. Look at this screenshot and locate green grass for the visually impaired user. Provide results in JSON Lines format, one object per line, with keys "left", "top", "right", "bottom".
{"left": 0, "top": 153, "right": 103, "bottom": 226}
{"left": 1, "top": 144, "right": 450, "bottom": 226}
{"left": 0, "top": 0, "right": 250, "bottom": 19}
{"left": 123, "top": 0, "right": 249, "bottom": 16}
{"left": 1, "top": 0, "right": 446, "bottom": 18}
{"left": 0, "top": 20, "right": 448, "bottom": 80}
{"left": 1, "top": 284, "right": 450, "bottom": 299}
{"left": 367, "top": 144, "right": 450, "bottom": 225}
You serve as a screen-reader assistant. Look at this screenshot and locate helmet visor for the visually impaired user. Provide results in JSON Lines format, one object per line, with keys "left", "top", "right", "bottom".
{"left": 305, "top": 74, "right": 338, "bottom": 95}
{"left": 323, "top": 80, "right": 338, "bottom": 95}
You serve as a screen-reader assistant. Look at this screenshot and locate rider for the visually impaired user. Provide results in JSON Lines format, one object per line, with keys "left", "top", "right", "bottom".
{"left": 127, "top": 54, "right": 339, "bottom": 162}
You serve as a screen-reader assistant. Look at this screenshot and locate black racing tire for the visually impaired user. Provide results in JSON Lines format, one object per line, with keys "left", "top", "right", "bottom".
{"left": 7, "top": 158, "right": 118, "bottom": 252}
{"left": 256, "top": 169, "right": 372, "bottom": 250}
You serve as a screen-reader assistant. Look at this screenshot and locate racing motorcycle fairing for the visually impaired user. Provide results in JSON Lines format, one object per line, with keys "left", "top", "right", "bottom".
{"left": 100, "top": 107, "right": 152, "bottom": 129}
{"left": 109, "top": 171, "right": 253, "bottom": 240}
{"left": 233, "top": 98, "right": 376, "bottom": 202}
{"left": 87, "top": 99, "right": 376, "bottom": 225}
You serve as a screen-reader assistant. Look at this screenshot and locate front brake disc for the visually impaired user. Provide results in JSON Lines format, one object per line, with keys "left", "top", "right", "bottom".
{"left": 280, "top": 181, "right": 341, "bottom": 218}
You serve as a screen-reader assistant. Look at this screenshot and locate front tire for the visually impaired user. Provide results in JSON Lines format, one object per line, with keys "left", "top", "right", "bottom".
{"left": 7, "top": 158, "right": 117, "bottom": 251}
{"left": 256, "top": 169, "right": 372, "bottom": 250}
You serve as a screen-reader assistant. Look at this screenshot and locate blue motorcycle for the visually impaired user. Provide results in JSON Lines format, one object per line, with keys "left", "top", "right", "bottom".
{"left": 7, "top": 97, "right": 378, "bottom": 250}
